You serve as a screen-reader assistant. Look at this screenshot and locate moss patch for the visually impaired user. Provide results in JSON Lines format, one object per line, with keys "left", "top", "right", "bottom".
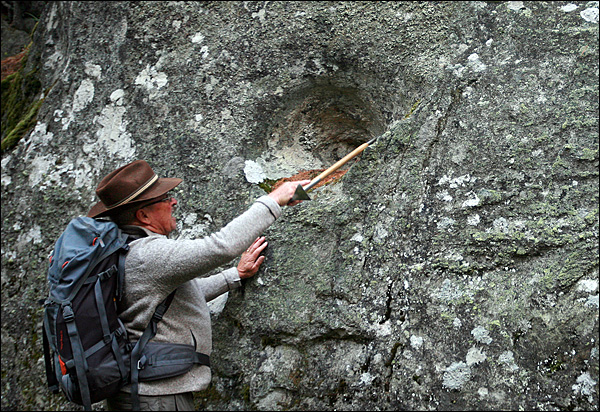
{"left": 1, "top": 46, "right": 44, "bottom": 153}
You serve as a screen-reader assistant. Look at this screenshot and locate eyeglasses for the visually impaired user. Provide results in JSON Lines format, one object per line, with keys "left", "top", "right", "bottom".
{"left": 142, "top": 193, "right": 174, "bottom": 208}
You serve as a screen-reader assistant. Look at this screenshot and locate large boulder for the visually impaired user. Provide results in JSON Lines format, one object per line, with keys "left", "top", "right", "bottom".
{"left": 1, "top": 2, "right": 598, "bottom": 410}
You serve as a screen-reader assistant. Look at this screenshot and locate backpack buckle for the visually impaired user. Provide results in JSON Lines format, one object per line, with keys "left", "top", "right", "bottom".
{"left": 99, "top": 265, "right": 117, "bottom": 281}
{"left": 62, "top": 305, "right": 75, "bottom": 322}
{"left": 137, "top": 355, "right": 147, "bottom": 370}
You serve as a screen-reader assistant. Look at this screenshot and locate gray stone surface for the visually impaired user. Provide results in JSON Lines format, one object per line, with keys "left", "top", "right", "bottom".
{"left": 1, "top": 1, "right": 598, "bottom": 410}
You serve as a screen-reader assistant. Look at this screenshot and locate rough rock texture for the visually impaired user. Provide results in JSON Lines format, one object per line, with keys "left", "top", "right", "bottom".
{"left": 1, "top": 1, "right": 598, "bottom": 410}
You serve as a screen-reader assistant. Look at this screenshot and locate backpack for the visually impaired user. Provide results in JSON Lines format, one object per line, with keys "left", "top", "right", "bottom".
{"left": 42, "top": 217, "right": 210, "bottom": 411}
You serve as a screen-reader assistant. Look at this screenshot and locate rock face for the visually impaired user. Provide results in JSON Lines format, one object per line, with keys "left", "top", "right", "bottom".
{"left": 1, "top": 1, "right": 598, "bottom": 410}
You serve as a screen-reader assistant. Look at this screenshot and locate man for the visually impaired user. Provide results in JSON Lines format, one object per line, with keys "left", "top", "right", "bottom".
{"left": 86, "top": 160, "right": 309, "bottom": 410}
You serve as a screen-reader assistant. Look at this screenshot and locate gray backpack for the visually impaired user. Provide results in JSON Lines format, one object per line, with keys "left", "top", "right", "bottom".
{"left": 42, "top": 217, "right": 209, "bottom": 410}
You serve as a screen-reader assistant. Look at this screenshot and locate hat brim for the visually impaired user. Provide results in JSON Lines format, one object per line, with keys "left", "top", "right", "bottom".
{"left": 87, "top": 177, "right": 182, "bottom": 218}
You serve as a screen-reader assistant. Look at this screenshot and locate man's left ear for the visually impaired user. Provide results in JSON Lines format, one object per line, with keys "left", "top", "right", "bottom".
{"left": 134, "top": 207, "right": 152, "bottom": 225}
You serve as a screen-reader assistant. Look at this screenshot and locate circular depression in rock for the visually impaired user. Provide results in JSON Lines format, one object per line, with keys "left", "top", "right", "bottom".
{"left": 247, "top": 82, "right": 386, "bottom": 184}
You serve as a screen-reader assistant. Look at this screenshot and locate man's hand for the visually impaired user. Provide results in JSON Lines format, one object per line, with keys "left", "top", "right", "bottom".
{"left": 268, "top": 180, "right": 311, "bottom": 206}
{"left": 237, "top": 236, "right": 268, "bottom": 279}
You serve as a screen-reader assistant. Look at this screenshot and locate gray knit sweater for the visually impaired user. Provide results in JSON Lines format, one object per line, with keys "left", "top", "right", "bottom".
{"left": 118, "top": 195, "right": 281, "bottom": 396}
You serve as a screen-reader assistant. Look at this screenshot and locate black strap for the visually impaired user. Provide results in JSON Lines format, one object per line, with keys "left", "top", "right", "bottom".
{"left": 63, "top": 305, "right": 92, "bottom": 411}
{"left": 130, "top": 289, "right": 177, "bottom": 411}
{"left": 117, "top": 249, "right": 127, "bottom": 301}
{"left": 94, "top": 278, "right": 111, "bottom": 343}
{"left": 94, "top": 266, "right": 128, "bottom": 385}
{"left": 195, "top": 352, "right": 210, "bottom": 367}
{"left": 42, "top": 313, "right": 59, "bottom": 394}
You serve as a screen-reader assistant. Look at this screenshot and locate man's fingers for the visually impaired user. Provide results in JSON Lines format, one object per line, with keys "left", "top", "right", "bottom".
{"left": 253, "top": 255, "right": 265, "bottom": 269}
{"left": 255, "top": 241, "right": 268, "bottom": 253}
{"left": 248, "top": 236, "right": 266, "bottom": 250}
{"left": 247, "top": 237, "right": 267, "bottom": 255}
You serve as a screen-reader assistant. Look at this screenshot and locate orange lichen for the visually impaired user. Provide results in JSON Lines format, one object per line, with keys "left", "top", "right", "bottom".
{"left": 1, "top": 49, "right": 27, "bottom": 81}
{"left": 271, "top": 169, "right": 349, "bottom": 191}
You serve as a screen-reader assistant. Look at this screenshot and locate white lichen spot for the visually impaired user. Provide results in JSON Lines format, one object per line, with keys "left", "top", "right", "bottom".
{"left": 371, "top": 320, "right": 392, "bottom": 337}
{"left": 585, "top": 294, "right": 599, "bottom": 308}
{"left": 437, "top": 216, "right": 456, "bottom": 229}
{"left": 444, "top": 251, "right": 464, "bottom": 261}
{"left": 135, "top": 64, "right": 168, "bottom": 98}
{"left": 243, "top": 160, "right": 266, "bottom": 183}
{"left": 184, "top": 213, "right": 198, "bottom": 226}
{"left": 572, "top": 372, "right": 597, "bottom": 403}
{"left": 191, "top": 32, "right": 205, "bottom": 43}
{"left": 471, "top": 326, "right": 492, "bottom": 345}
{"left": 478, "top": 387, "right": 489, "bottom": 397}
{"left": 252, "top": 7, "right": 267, "bottom": 23}
{"left": 467, "top": 53, "right": 487, "bottom": 72}
{"left": 507, "top": 1, "right": 526, "bottom": 11}
{"left": 221, "top": 108, "right": 232, "bottom": 120}
{"left": 73, "top": 79, "right": 95, "bottom": 112}
{"left": 436, "top": 190, "right": 453, "bottom": 202}
{"left": 498, "top": 351, "right": 519, "bottom": 371}
{"left": 438, "top": 173, "right": 473, "bottom": 188}
{"left": 577, "top": 279, "right": 599, "bottom": 293}
{"left": 359, "top": 372, "right": 375, "bottom": 386}
{"left": 177, "top": 218, "right": 210, "bottom": 240}
{"left": 453, "top": 317, "right": 462, "bottom": 329}
{"left": 1, "top": 156, "right": 12, "bottom": 186}
{"left": 17, "top": 224, "right": 43, "bottom": 246}
{"left": 435, "top": 279, "right": 470, "bottom": 303}
{"left": 448, "top": 63, "right": 467, "bottom": 78}
{"left": 462, "top": 192, "right": 481, "bottom": 208}
{"left": 23, "top": 122, "right": 54, "bottom": 160}
{"left": 84, "top": 63, "right": 102, "bottom": 79}
{"left": 199, "top": 45, "right": 210, "bottom": 59}
{"left": 443, "top": 361, "right": 471, "bottom": 390}
{"left": 71, "top": 160, "right": 94, "bottom": 190}
{"left": 109, "top": 89, "right": 125, "bottom": 105}
{"left": 28, "top": 155, "right": 54, "bottom": 187}
{"left": 374, "top": 224, "right": 389, "bottom": 241}
{"left": 351, "top": 233, "right": 364, "bottom": 242}
{"left": 88, "top": 105, "right": 135, "bottom": 158}
{"left": 467, "top": 213, "right": 481, "bottom": 226}
{"left": 466, "top": 346, "right": 487, "bottom": 366}
{"left": 581, "top": 7, "right": 599, "bottom": 23}
{"left": 410, "top": 335, "right": 424, "bottom": 350}
{"left": 560, "top": 3, "right": 578, "bottom": 12}
{"left": 491, "top": 217, "right": 509, "bottom": 233}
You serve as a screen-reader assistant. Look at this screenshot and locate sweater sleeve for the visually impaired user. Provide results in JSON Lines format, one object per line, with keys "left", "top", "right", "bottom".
{"left": 195, "top": 267, "right": 240, "bottom": 302}
{"left": 125, "top": 196, "right": 281, "bottom": 299}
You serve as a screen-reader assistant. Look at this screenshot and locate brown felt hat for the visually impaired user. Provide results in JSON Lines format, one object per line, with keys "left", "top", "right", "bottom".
{"left": 87, "top": 160, "right": 182, "bottom": 218}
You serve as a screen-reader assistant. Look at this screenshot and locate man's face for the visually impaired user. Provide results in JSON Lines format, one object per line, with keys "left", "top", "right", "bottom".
{"left": 142, "top": 195, "right": 177, "bottom": 235}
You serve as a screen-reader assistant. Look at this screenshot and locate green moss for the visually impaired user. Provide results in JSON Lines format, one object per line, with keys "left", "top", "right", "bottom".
{"left": 258, "top": 178, "right": 280, "bottom": 193}
{"left": 488, "top": 319, "right": 502, "bottom": 329}
{"left": 404, "top": 99, "right": 421, "bottom": 119}
{"left": 0, "top": 47, "right": 44, "bottom": 153}
{"left": 579, "top": 147, "right": 598, "bottom": 161}
{"left": 538, "top": 250, "right": 598, "bottom": 292}
{"left": 1, "top": 98, "right": 43, "bottom": 152}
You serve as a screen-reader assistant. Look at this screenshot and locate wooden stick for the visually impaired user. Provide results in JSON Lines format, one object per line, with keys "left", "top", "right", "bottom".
{"left": 304, "top": 141, "right": 372, "bottom": 191}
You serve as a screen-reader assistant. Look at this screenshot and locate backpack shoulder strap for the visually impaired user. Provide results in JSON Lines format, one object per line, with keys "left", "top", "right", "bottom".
{"left": 129, "top": 289, "right": 177, "bottom": 410}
